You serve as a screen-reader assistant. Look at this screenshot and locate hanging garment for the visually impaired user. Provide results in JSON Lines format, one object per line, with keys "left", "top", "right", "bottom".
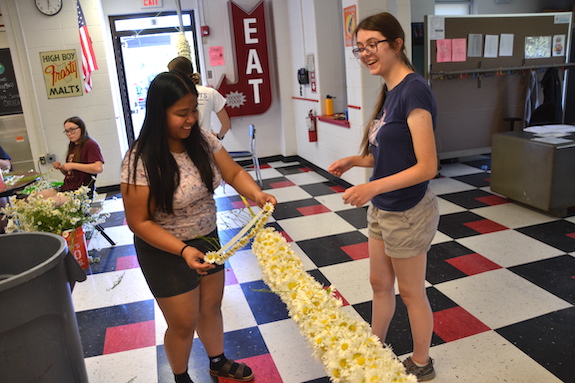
{"left": 524, "top": 71, "right": 540, "bottom": 126}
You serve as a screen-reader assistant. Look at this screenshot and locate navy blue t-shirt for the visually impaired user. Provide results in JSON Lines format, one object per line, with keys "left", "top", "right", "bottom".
{"left": 369, "top": 73, "right": 437, "bottom": 211}
{"left": 0, "top": 145, "right": 10, "bottom": 160}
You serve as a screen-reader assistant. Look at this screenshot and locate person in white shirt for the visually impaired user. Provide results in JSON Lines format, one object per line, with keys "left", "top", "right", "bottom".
{"left": 168, "top": 56, "right": 231, "bottom": 140}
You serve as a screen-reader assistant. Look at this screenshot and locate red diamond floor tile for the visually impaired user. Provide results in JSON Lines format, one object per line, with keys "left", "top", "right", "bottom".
{"left": 341, "top": 242, "right": 369, "bottom": 260}
{"left": 269, "top": 180, "right": 296, "bottom": 189}
{"left": 446, "top": 253, "right": 502, "bottom": 276}
{"left": 475, "top": 195, "right": 508, "bottom": 206}
{"left": 433, "top": 306, "right": 491, "bottom": 342}
{"left": 329, "top": 185, "right": 346, "bottom": 193}
{"left": 103, "top": 320, "right": 156, "bottom": 354}
{"left": 296, "top": 204, "right": 332, "bottom": 216}
{"left": 463, "top": 219, "right": 508, "bottom": 234}
{"left": 216, "top": 353, "right": 282, "bottom": 383}
{"left": 115, "top": 254, "right": 139, "bottom": 271}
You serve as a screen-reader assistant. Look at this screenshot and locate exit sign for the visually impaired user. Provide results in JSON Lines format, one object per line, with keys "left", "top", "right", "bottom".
{"left": 141, "top": 0, "right": 162, "bottom": 8}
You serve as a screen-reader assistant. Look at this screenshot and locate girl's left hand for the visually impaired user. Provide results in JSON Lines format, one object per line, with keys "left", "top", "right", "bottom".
{"left": 342, "top": 183, "right": 376, "bottom": 207}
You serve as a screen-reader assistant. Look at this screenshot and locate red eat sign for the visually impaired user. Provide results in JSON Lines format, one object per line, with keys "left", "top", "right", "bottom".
{"left": 217, "top": 1, "right": 272, "bottom": 117}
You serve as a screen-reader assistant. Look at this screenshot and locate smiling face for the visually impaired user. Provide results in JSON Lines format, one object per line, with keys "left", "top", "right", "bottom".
{"left": 355, "top": 29, "right": 398, "bottom": 78}
{"left": 165, "top": 92, "right": 199, "bottom": 151}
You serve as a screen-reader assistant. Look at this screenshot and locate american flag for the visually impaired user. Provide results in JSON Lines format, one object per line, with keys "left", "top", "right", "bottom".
{"left": 77, "top": 0, "right": 98, "bottom": 93}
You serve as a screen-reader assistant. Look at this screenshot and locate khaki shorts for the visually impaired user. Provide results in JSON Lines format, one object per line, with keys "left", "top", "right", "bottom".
{"left": 367, "top": 189, "right": 439, "bottom": 258}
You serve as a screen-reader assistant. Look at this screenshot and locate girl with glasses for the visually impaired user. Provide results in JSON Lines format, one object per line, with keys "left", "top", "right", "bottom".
{"left": 329, "top": 12, "right": 439, "bottom": 381}
{"left": 53, "top": 116, "right": 104, "bottom": 197}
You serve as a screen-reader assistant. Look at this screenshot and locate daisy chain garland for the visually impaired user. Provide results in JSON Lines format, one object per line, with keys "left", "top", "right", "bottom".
{"left": 205, "top": 202, "right": 416, "bottom": 382}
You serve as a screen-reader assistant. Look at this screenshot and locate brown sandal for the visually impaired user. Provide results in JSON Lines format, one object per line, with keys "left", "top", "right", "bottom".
{"left": 209, "top": 359, "right": 254, "bottom": 382}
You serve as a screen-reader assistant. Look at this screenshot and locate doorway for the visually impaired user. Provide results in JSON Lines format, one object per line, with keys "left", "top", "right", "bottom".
{"left": 110, "top": 12, "right": 199, "bottom": 144}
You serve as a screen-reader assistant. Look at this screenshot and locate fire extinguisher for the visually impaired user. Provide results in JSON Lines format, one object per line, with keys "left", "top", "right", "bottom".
{"left": 307, "top": 109, "right": 317, "bottom": 142}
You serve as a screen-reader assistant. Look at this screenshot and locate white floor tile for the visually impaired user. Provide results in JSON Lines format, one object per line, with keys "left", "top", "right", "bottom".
{"left": 268, "top": 161, "right": 301, "bottom": 168}
{"left": 221, "top": 283, "right": 258, "bottom": 331}
{"left": 217, "top": 207, "right": 262, "bottom": 231}
{"left": 432, "top": 230, "right": 453, "bottom": 245}
{"left": 87, "top": 224, "right": 134, "bottom": 250}
{"left": 259, "top": 167, "right": 284, "bottom": 180}
{"left": 72, "top": 268, "right": 153, "bottom": 311}
{"left": 259, "top": 319, "right": 327, "bottom": 383}
{"left": 154, "top": 302, "right": 167, "bottom": 345}
{"left": 437, "top": 197, "right": 467, "bottom": 215}
{"left": 267, "top": 185, "right": 312, "bottom": 203}
{"left": 457, "top": 230, "right": 564, "bottom": 267}
{"left": 227, "top": 249, "right": 263, "bottom": 283}
{"left": 85, "top": 346, "right": 158, "bottom": 383}
{"left": 438, "top": 163, "right": 484, "bottom": 177}
{"left": 429, "top": 177, "right": 476, "bottom": 195}
{"left": 314, "top": 193, "right": 358, "bottom": 212}
{"left": 435, "top": 268, "right": 571, "bottom": 329}
{"left": 319, "top": 259, "right": 372, "bottom": 305}
{"left": 278, "top": 212, "right": 357, "bottom": 242}
{"left": 471, "top": 203, "right": 559, "bottom": 229}
{"left": 412, "top": 331, "right": 563, "bottom": 383}
{"left": 101, "top": 197, "right": 125, "bottom": 214}
{"left": 284, "top": 171, "right": 328, "bottom": 185}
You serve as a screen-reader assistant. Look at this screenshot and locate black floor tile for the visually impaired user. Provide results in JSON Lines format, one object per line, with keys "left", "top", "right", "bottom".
{"left": 272, "top": 198, "right": 320, "bottom": 220}
{"left": 452, "top": 172, "right": 492, "bottom": 188}
{"left": 275, "top": 164, "right": 311, "bottom": 175}
{"left": 76, "top": 300, "right": 155, "bottom": 357}
{"left": 336, "top": 206, "right": 368, "bottom": 229}
{"left": 516, "top": 220, "right": 575, "bottom": 253}
{"left": 99, "top": 211, "right": 125, "bottom": 228}
{"left": 438, "top": 211, "right": 505, "bottom": 239}
{"left": 427, "top": 241, "right": 473, "bottom": 284}
{"left": 87, "top": 244, "right": 136, "bottom": 274}
{"left": 509, "top": 255, "right": 575, "bottom": 304}
{"left": 240, "top": 280, "right": 290, "bottom": 325}
{"left": 496, "top": 307, "right": 575, "bottom": 383}
{"left": 300, "top": 181, "right": 343, "bottom": 197}
{"left": 439, "top": 189, "right": 502, "bottom": 209}
{"left": 296, "top": 231, "right": 367, "bottom": 267}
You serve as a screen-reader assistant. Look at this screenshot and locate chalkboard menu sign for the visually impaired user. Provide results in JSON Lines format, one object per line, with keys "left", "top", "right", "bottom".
{"left": 0, "top": 48, "right": 23, "bottom": 115}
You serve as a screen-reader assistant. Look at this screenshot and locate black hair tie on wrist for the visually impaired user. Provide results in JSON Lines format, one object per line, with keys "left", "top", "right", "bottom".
{"left": 180, "top": 245, "right": 190, "bottom": 257}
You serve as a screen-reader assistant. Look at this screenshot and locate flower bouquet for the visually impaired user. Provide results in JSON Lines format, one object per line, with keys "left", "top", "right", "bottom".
{"left": 1, "top": 184, "right": 108, "bottom": 268}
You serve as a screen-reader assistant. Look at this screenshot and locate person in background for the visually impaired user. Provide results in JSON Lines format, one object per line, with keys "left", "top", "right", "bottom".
{"left": 53, "top": 116, "right": 104, "bottom": 197}
{"left": 0, "top": 145, "right": 12, "bottom": 233}
{"left": 0, "top": 145, "right": 11, "bottom": 172}
{"left": 328, "top": 12, "right": 439, "bottom": 381}
{"left": 167, "top": 56, "right": 231, "bottom": 140}
{"left": 121, "top": 70, "right": 276, "bottom": 383}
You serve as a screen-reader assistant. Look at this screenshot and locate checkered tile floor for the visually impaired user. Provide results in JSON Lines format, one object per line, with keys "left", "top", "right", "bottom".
{"left": 74, "top": 156, "right": 575, "bottom": 383}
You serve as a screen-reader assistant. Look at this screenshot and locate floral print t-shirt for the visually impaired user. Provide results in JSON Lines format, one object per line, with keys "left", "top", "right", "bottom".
{"left": 121, "top": 129, "right": 223, "bottom": 240}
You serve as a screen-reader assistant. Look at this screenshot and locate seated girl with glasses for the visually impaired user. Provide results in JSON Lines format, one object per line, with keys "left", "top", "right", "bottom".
{"left": 49, "top": 116, "right": 104, "bottom": 199}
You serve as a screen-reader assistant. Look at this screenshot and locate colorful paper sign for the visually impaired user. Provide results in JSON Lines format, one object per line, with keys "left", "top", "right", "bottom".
{"left": 40, "top": 49, "right": 83, "bottom": 99}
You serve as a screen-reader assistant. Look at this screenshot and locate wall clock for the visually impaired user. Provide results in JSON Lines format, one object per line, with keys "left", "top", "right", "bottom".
{"left": 35, "top": 0, "right": 63, "bottom": 16}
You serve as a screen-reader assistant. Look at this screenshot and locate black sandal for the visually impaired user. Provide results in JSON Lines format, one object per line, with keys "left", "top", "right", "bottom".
{"left": 209, "top": 359, "right": 254, "bottom": 382}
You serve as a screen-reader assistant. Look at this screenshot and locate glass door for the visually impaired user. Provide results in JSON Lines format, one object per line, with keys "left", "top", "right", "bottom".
{"left": 110, "top": 12, "right": 199, "bottom": 144}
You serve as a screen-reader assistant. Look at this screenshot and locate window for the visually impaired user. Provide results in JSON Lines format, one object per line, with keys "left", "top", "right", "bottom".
{"left": 435, "top": 1, "right": 472, "bottom": 16}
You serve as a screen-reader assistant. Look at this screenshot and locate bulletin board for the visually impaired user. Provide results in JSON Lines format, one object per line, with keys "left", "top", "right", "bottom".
{"left": 0, "top": 49, "right": 23, "bottom": 116}
{"left": 424, "top": 12, "right": 573, "bottom": 159}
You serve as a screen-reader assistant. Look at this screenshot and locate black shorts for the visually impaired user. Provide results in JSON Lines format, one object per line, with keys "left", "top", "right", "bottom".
{"left": 134, "top": 230, "right": 224, "bottom": 298}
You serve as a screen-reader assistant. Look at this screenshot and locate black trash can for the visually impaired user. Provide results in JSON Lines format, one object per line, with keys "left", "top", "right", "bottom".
{"left": 0, "top": 232, "right": 88, "bottom": 383}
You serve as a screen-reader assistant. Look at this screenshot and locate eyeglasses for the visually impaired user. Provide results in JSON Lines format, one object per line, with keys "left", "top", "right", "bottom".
{"left": 63, "top": 127, "right": 80, "bottom": 135}
{"left": 352, "top": 39, "right": 389, "bottom": 59}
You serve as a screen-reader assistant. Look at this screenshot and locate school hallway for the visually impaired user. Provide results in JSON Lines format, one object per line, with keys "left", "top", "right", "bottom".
{"left": 74, "top": 156, "right": 574, "bottom": 383}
